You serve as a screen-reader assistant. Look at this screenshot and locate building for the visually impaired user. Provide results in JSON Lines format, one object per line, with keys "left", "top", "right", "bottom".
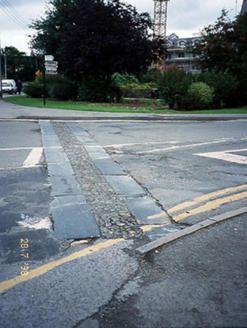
{"left": 165, "top": 33, "right": 201, "bottom": 73}
{"left": 240, "top": 0, "right": 247, "bottom": 15}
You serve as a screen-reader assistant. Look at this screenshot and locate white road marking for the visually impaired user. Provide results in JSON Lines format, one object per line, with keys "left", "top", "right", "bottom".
{"left": 104, "top": 141, "right": 179, "bottom": 148}
{"left": 0, "top": 147, "right": 33, "bottom": 151}
{"left": 136, "top": 138, "right": 247, "bottom": 154}
{"left": 23, "top": 147, "right": 43, "bottom": 167}
{"left": 195, "top": 148, "right": 247, "bottom": 165}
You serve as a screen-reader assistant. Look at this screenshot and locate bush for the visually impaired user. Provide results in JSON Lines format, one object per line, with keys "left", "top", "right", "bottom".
{"left": 156, "top": 65, "right": 192, "bottom": 110}
{"left": 122, "top": 83, "right": 153, "bottom": 90}
{"left": 23, "top": 82, "right": 47, "bottom": 98}
{"left": 24, "top": 75, "right": 76, "bottom": 99}
{"left": 49, "top": 83, "right": 78, "bottom": 100}
{"left": 112, "top": 73, "right": 139, "bottom": 88}
{"left": 78, "top": 77, "right": 122, "bottom": 102}
{"left": 195, "top": 70, "right": 239, "bottom": 108}
{"left": 183, "top": 82, "right": 214, "bottom": 110}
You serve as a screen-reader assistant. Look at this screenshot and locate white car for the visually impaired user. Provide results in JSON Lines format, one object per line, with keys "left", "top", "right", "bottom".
{"left": 2, "top": 79, "right": 18, "bottom": 94}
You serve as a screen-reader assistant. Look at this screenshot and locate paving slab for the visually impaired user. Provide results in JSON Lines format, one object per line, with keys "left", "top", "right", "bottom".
{"left": 105, "top": 175, "right": 146, "bottom": 198}
{"left": 124, "top": 197, "right": 170, "bottom": 224}
{"left": 92, "top": 157, "right": 124, "bottom": 175}
{"left": 44, "top": 148, "right": 70, "bottom": 163}
{"left": 49, "top": 175, "right": 82, "bottom": 197}
{"left": 51, "top": 195, "right": 100, "bottom": 239}
{"left": 47, "top": 162, "right": 74, "bottom": 177}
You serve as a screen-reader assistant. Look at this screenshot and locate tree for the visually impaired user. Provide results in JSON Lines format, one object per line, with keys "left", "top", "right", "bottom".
{"left": 1, "top": 47, "right": 37, "bottom": 81}
{"left": 193, "top": 11, "right": 247, "bottom": 106}
{"left": 29, "top": 0, "right": 165, "bottom": 81}
{"left": 194, "top": 10, "right": 247, "bottom": 75}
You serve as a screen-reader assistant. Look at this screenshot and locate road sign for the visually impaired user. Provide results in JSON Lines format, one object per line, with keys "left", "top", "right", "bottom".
{"left": 45, "top": 60, "right": 58, "bottom": 74}
{"left": 45, "top": 70, "right": 58, "bottom": 75}
{"left": 45, "top": 61, "right": 58, "bottom": 68}
{"left": 45, "top": 55, "right": 54, "bottom": 61}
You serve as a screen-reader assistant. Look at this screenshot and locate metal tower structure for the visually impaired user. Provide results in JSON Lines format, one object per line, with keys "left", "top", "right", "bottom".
{"left": 153, "top": 0, "right": 169, "bottom": 39}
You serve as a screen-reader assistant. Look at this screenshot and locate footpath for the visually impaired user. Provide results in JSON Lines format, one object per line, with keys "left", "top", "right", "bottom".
{"left": 1, "top": 98, "right": 247, "bottom": 327}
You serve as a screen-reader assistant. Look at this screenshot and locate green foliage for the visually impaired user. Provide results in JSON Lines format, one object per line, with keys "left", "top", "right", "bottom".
{"left": 193, "top": 11, "right": 247, "bottom": 106}
{"left": 139, "top": 67, "right": 160, "bottom": 83}
{"left": 156, "top": 65, "right": 192, "bottom": 109}
{"left": 194, "top": 70, "right": 239, "bottom": 108}
{"left": 1, "top": 46, "right": 37, "bottom": 81}
{"left": 194, "top": 11, "right": 247, "bottom": 75}
{"left": 49, "top": 83, "right": 78, "bottom": 100}
{"left": 112, "top": 73, "right": 139, "bottom": 88}
{"left": 30, "top": 0, "right": 164, "bottom": 81}
{"left": 24, "top": 75, "right": 75, "bottom": 98}
{"left": 78, "top": 77, "right": 122, "bottom": 103}
{"left": 122, "top": 83, "right": 153, "bottom": 90}
{"left": 183, "top": 82, "right": 214, "bottom": 110}
{"left": 23, "top": 83, "right": 45, "bottom": 98}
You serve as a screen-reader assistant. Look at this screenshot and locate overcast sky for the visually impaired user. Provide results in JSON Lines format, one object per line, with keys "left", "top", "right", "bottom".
{"left": 0, "top": 0, "right": 242, "bottom": 54}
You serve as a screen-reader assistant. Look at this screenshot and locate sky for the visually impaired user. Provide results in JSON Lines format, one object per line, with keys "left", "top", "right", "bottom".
{"left": 0, "top": 0, "right": 242, "bottom": 55}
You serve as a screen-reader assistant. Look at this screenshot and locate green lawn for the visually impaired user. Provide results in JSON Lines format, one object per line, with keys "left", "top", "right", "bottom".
{"left": 4, "top": 96, "right": 247, "bottom": 115}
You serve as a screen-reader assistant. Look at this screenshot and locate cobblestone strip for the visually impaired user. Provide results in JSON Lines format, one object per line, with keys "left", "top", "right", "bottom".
{"left": 52, "top": 122, "right": 143, "bottom": 239}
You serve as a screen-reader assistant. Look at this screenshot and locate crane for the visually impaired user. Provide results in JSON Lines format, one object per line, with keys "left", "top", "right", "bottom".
{"left": 152, "top": 0, "right": 170, "bottom": 67}
{"left": 153, "top": 0, "right": 170, "bottom": 40}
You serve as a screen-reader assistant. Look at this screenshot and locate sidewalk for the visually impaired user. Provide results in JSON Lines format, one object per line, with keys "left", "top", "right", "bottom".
{"left": 94, "top": 213, "right": 247, "bottom": 328}
{"left": 1, "top": 97, "right": 247, "bottom": 121}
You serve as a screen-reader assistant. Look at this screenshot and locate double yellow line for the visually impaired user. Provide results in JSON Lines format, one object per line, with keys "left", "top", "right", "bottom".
{"left": 168, "top": 184, "right": 247, "bottom": 222}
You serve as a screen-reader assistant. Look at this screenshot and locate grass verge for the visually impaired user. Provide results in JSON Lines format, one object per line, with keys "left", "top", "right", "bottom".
{"left": 4, "top": 96, "right": 247, "bottom": 115}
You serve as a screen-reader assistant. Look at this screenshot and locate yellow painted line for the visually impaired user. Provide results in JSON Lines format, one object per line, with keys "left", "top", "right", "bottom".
{"left": 173, "top": 191, "right": 247, "bottom": 222}
{"left": 147, "top": 212, "right": 169, "bottom": 221}
{"left": 168, "top": 184, "right": 247, "bottom": 215}
{"left": 141, "top": 224, "right": 163, "bottom": 232}
{"left": 0, "top": 239, "right": 123, "bottom": 294}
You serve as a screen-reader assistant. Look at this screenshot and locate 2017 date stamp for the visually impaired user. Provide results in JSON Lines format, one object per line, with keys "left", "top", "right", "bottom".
{"left": 20, "top": 238, "right": 29, "bottom": 276}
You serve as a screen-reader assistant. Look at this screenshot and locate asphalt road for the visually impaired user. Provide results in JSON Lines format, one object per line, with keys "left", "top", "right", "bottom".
{"left": 78, "top": 119, "right": 247, "bottom": 232}
{"left": 0, "top": 100, "right": 247, "bottom": 327}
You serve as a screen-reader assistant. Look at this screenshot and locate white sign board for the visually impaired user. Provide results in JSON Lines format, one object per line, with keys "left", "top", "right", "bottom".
{"left": 45, "top": 55, "right": 54, "bottom": 61}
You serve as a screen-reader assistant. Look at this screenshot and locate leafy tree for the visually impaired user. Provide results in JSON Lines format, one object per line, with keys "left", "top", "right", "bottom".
{"left": 29, "top": 0, "right": 165, "bottom": 81}
{"left": 1, "top": 47, "right": 37, "bottom": 81}
{"left": 193, "top": 10, "right": 247, "bottom": 74}
{"left": 193, "top": 11, "right": 247, "bottom": 106}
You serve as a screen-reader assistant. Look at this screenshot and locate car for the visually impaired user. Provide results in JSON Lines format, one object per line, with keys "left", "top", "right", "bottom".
{"left": 2, "top": 79, "right": 18, "bottom": 94}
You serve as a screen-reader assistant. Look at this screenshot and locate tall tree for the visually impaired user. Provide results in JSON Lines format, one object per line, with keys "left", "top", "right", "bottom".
{"left": 193, "top": 10, "right": 247, "bottom": 76}
{"left": 29, "top": 0, "right": 165, "bottom": 80}
{"left": 193, "top": 11, "right": 247, "bottom": 106}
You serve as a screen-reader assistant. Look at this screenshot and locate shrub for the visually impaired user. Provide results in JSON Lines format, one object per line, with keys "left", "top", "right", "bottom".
{"left": 112, "top": 73, "right": 139, "bottom": 88}
{"left": 156, "top": 65, "right": 192, "bottom": 110}
{"left": 195, "top": 70, "right": 239, "bottom": 108}
{"left": 49, "top": 83, "right": 78, "bottom": 100}
{"left": 183, "top": 82, "right": 214, "bottom": 110}
{"left": 24, "top": 75, "right": 76, "bottom": 99}
{"left": 122, "top": 83, "right": 153, "bottom": 90}
{"left": 23, "top": 82, "right": 47, "bottom": 98}
{"left": 78, "top": 77, "right": 122, "bottom": 102}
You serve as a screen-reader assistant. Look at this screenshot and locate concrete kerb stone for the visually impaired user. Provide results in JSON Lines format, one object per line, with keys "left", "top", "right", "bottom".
{"left": 135, "top": 206, "right": 247, "bottom": 256}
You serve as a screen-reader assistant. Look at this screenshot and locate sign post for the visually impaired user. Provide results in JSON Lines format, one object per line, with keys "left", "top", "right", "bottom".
{"left": 43, "top": 55, "right": 58, "bottom": 106}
